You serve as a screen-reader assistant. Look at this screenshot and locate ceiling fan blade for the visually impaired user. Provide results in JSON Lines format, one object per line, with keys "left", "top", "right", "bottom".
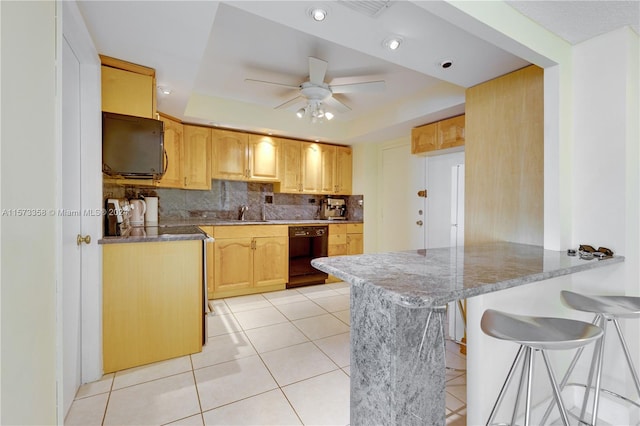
{"left": 308, "top": 57, "right": 328, "bottom": 85}
{"left": 324, "top": 96, "right": 351, "bottom": 113}
{"left": 275, "top": 95, "right": 305, "bottom": 110}
{"left": 244, "top": 78, "right": 300, "bottom": 90}
{"left": 330, "top": 80, "right": 386, "bottom": 94}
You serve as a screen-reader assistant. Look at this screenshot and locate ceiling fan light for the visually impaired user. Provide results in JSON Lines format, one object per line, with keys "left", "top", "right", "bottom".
{"left": 309, "top": 8, "right": 327, "bottom": 21}
{"left": 325, "top": 112, "right": 334, "bottom": 120}
{"left": 296, "top": 108, "right": 306, "bottom": 118}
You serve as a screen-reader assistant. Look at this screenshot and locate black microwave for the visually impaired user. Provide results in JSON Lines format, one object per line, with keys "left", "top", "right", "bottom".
{"left": 102, "top": 112, "right": 165, "bottom": 179}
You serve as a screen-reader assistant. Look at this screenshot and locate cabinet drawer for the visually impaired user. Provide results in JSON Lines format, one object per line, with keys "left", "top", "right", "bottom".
{"left": 213, "top": 225, "right": 288, "bottom": 239}
{"left": 328, "top": 233, "right": 347, "bottom": 245}
{"left": 328, "top": 244, "right": 347, "bottom": 256}
{"left": 346, "top": 223, "right": 363, "bottom": 234}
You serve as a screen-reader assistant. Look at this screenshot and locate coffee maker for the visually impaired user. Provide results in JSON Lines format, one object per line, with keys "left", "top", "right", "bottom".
{"left": 320, "top": 197, "right": 347, "bottom": 220}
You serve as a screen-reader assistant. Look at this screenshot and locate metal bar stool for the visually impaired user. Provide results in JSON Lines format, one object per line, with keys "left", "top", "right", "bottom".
{"left": 541, "top": 291, "right": 640, "bottom": 425}
{"left": 481, "top": 309, "right": 603, "bottom": 426}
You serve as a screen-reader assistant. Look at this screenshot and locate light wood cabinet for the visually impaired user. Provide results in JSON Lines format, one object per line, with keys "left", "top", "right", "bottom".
{"left": 279, "top": 139, "right": 303, "bottom": 192}
{"left": 211, "top": 130, "right": 280, "bottom": 182}
{"left": 102, "top": 240, "right": 203, "bottom": 373}
{"left": 320, "top": 144, "right": 336, "bottom": 194}
{"left": 211, "top": 129, "right": 248, "bottom": 180}
{"left": 335, "top": 146, "right": 353, "bottom": 195}
{"left": 211, "top": 225, "right": 288, "bottom": 299}
{"left": 100, "top": 55, "right": 155, "bottom": 118}
{"left": 157, "top": 119, "right": 211, "bottom": 190}
{"left": 346, "top": 223, "right": 364, "bottom": 255}
{"left": 183, "top": 125, "right": 212, "bottom": 190}
{"left": 248, "top": 135, "right": 280, "bottom": 181}
{"left": 157, "top": 115, "right": 183, "bottom": 188}
{"left": 301, "top": 142, "right": 323, "bottom": 193}
{"left": 411, "top": 114, "right": 465, "bottom": 155}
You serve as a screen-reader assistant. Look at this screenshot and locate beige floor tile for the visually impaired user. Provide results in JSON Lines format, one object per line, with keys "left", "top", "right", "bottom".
{"left": 243, "top": 322, "right": 309, "bottom": 353}
{"left": 208, "top": 313, "right": 242, "bottom": 337}
{"left": 260, "top": 342, "right": 338, "bottom": 386}
{"left": 195, "top": 355, "right": 278, "bottom": 411}
{"left": 314, "top": 332, "right": 351, "bottom": 367}
{"left": 104, "top": 372, "right": 200, "bottom": 425}
{"left": 332, "top": 309, "right": 350, "bottom": 325}
{"left": 112, "top": 356, "right": 192, "bottom": 390}
{"left": 223, "top": 294, "right": 270, "bottom": 313}
{"left": 296, "top": 284, "right": 342, "bottom": 300}
{"left": 65, "top": 392, "right": 108, "bottom": 425}
{"left": 446, "top": 374, "right": 467, "bottom": 403}
{"left": 282, "top": 370, "right": 350, "bottom": 426}
{"left": 165, "top": 413, "right": 205, "bottom": 425}
{"left": 75, "top": 373, "right": 113, "bottom": 399}
{"left": 312, "top": 294, "right": 351, "bottom": 312}
{"left": 192, "top": 331, "right": 256, "bottom": 370}
{"left": 202, "top": 389, "right": 301, "bottom": 425}
{"left": 275, "top": 299, "right": 328, "bottom": 321}
{"left": 232, "top": 305, "right": 289, "bottom": 330}
{"left": 208, "top": 299, "right": 231, "bottom": 316}
{"left": 262, "top": 289, "right": 307, "bottom": 306}
{"left": 293, "top": 313, "right": 350, "bottom": 340}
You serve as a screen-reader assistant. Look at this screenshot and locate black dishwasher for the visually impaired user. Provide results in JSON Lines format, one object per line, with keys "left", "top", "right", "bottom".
{"left": 288, "top": 226, "right": 328, "bottom": 288}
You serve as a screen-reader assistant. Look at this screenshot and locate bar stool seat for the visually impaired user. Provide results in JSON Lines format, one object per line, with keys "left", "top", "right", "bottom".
{"left": 555, "top": 291, "right": 640, "bottom": 424}
{"left": 481, "top": 309, "right": 603, "bottom": 426}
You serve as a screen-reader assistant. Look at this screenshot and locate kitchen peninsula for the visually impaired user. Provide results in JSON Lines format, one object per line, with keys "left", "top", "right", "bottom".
{"left": 311, "top": 242, "right": 624, "bottom": 425}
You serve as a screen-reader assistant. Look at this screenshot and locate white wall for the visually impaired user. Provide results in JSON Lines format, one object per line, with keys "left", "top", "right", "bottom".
{"left": 0, "top": 1, "right": 58, "bottom": 423}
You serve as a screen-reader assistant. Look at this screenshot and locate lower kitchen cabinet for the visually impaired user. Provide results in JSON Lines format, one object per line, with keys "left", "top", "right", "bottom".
{"left": 327, "top": 223, "right": 363, "bottom": 282}
{"left": 211, "top": 225, "right": 288, "bottom": 299}
{"left": 102, "top": 240, "right": 203, "bottom": 373}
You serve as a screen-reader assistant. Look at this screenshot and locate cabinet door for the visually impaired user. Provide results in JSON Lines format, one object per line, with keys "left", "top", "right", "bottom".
{"left": 279, "top": 139, "right": 302, "bottom": 193}
{"left": 248, "top": 135, "right": 279, "bottom": 181}
{"left": 301, "top": 142, "right": 322, "bottom": 193}
{"left": 411, "top": 122, "right": 439, "bottom": 154}
{"left": 335, "top": 146, "right": 353, "bottom": 195}
{"left": 347, "top": 233, "right": 364, "bottom": 255}
{"left": 183, "top": 125, "right": 211, "bottom": 189}
{"left": 214, "top": 237, "right": 253, "bottom": 294}
{"left": 200, "top": 226, "right": 215, "bottom": 298}
{"left": 157, "top": 115, "right": 183, "bottom": 188}
{"left": 439, "top": 114, "right": 465, "bottom": 149}
{"left": 253, "top": 236, "right": 288, "bottom": 288}
{"left": 101, "top": 65, "right": 154, "bottom": 118}
{"left": 320, "top": 145, "right": 336, "bottom": 194}
{"left": 211, "top": 129, "right": 248, "bottom": 180}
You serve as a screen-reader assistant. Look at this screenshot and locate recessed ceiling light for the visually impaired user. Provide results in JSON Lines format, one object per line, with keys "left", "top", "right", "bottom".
{"left": 383, "top": 36, "right": 403, "bottom": 51}
{"left": 157, "top": 86, "right": 172, "bottom": 95}
{"left": 309, "top": 7, "right": 327, "bottom": 21}
{"left": 440, "top": 59, "right": 453, "bottom": 69}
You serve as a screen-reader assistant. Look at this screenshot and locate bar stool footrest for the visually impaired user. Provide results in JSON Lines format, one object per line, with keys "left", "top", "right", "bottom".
{"left": 564, "top": 382, "right": 640, "bottom": 409}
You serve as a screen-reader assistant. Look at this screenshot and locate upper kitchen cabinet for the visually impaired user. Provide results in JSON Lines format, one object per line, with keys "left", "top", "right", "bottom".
{"left": 279, "top": 139, "right": 303, "bottom": 193}
{"left": 100, "top": 55, "right": 156, "bottom": 118}
{"left": 157, "top": 116, "right": 211, "bottom": 190}
{"left": 411, "top": 114, "right": 465, "bottom": 155}
{"left": 332, "top": 146, "right": 353, "bottom": 195}
{"left": 211, "top": 129, "right": 248, "bottom": 181}
{"left": 301, "top": 142, "right": 323, "bottom": 193}
{"left": 248, "top": 135, "right": 280, "bottom": 181}
{"left": 183, "top": 125, "right": 212, "bottom": 190}
{"left": 211, "top": 130, "right": 280, "bottom": 182}
{"left": 157, "top": 115, "right": 183, "bottom": 188}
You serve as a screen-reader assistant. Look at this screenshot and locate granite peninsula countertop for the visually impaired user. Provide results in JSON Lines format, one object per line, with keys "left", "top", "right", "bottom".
{"left": 311, "top": 242, "right": 624, "bottom": 308}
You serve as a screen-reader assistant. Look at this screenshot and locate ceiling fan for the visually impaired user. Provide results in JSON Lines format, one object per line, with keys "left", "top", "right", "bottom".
{"left": 245, "top": 56, "right": 385, "bottom": 122}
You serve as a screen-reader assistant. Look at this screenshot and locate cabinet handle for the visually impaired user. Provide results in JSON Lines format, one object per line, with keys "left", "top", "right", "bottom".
{"left": 184, "top": 177, "right": 187, "bottom": 187}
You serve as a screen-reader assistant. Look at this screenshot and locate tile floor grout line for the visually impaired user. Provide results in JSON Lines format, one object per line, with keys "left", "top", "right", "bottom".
{"left": 186, "top": 352, "right": 207, "bottom": 425}
{"left": 100, "top": 372, "right": 115, "bottom": 425}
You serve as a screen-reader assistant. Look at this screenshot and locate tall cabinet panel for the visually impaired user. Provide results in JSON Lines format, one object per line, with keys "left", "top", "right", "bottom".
{"left": 320, "top": 145, "right": 336, "bottom": 194}
{"left": 157, "top": 115, "right": 183, "bottom": 188}
{"left": 279, "top": 139, "right": 302, "bottom": 192}
{"left": 335, "top": 146, "right": 353, "bottom": 195}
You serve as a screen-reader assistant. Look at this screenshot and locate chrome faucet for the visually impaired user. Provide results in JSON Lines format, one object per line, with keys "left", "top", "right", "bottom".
{"left": 238, "top": 205, "right": 248, "bottom": 221}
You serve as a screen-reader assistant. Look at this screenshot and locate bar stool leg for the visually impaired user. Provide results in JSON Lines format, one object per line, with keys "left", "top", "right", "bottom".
{"left": 585, "top": 316, "right": 606, "bottom": 426}
{"left": 541, "top": 349, "right": 570, "bottom": 426}
{"left": 511, "top": 347, "right": 532, "bottom": 426}
{"left": 486, "top": 346, "right": 525, "bottom": 426}
{"left": 612, "top": 318, "right": 640, "bottom": 398}
{"left": 524, "top": 347, "right": 535, "bottom": 426}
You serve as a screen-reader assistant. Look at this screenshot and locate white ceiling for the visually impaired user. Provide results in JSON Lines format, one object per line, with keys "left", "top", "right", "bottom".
{"left": 77, "top": 1, "right": 639, "bottom": 145}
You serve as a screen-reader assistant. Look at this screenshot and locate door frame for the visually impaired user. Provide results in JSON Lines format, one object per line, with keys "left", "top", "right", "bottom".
{"left": 58, "top": 2, "right": 103, "bottom": 420}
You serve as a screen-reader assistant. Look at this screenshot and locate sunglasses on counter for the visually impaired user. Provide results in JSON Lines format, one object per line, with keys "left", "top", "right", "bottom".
{"left": 579, "top": 245, "right": 614, "bottom": 259}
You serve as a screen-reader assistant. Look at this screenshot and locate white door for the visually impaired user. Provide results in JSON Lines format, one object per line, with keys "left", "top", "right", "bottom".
{"left": 62, "top": 37, "right": 83, "bottom": 415}
{"left": 380, "top": 144, "right": 426, "bottom": 251}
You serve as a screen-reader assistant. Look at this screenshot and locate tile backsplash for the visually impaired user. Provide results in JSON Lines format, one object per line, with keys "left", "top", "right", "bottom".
{"left": 103, "top": 180, "right": 363, "bottom": 222}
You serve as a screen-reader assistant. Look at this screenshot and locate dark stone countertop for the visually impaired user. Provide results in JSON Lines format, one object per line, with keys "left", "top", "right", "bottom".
{"left": 98, "top": 225, "right": 209, "bottom": 244}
